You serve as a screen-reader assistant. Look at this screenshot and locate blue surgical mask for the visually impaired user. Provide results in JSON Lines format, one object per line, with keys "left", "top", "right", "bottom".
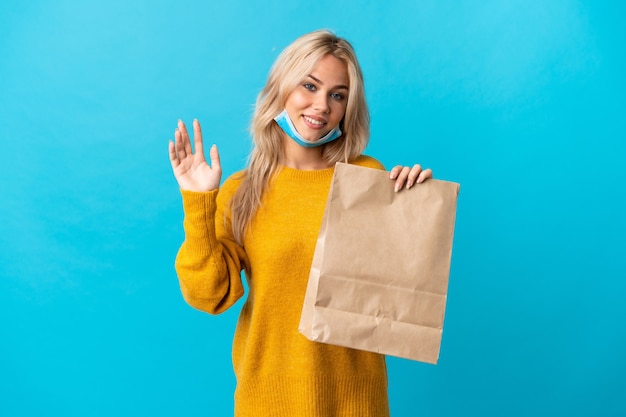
{"left": 273, "top": 109, "right": 342, "bottom": 148}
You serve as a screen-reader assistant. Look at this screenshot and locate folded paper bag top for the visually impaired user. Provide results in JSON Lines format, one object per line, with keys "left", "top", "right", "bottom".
{"left": 298, "top": 162, "right": 460, "bottom": 364}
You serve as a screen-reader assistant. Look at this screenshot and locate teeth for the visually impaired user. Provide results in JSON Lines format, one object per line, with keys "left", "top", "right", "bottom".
{"left": 304, "top": 116, "right": 324, "bottom": 125}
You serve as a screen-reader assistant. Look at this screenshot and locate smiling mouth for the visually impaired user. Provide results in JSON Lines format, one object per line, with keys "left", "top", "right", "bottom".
{"left": 303, "top": 115, "right": 326, "bottom": 127}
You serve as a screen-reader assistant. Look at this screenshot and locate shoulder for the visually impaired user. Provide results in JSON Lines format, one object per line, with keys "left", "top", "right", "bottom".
{"left": 222, "top": 170, "right": 246, "bottom": 191}
{"left": 349, "top": 155, "right": 386, "bottom": 171}
{"left": 217, "top": 170, "right": 246, "bottom": 204}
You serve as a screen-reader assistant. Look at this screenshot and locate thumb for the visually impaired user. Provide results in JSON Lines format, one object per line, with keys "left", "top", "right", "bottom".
{"left": 209, "top": 144, "right": 222, "bottom": 171}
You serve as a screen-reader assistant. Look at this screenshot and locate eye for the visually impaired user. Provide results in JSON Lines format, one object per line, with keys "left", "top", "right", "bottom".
{"left": 303, "top": 83, "right": 316, "bottom": 91}
{"left": 330, "top": 92, "right": 345, "bottom": 101}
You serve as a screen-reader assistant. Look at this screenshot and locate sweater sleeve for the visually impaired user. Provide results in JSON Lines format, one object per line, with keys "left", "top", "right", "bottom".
{"left": 174, "top": 181, "right": 247, "bottom": 315}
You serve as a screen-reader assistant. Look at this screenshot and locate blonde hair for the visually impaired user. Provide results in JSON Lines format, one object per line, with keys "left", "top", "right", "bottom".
{"left": 230, "top": 29, "right": 370, "bottom": 244}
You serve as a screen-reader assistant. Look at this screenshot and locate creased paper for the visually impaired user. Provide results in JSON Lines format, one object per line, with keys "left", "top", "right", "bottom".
{"left": 299, "top": 163, "right": 460, "bottom": 364}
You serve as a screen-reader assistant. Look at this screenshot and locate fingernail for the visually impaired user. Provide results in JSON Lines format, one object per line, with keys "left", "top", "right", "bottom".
{"left": 394, "top": 183, "right": 400, "bottom": 192}
{"left": 406, "top": 182, "right": 412, "bottom": 190}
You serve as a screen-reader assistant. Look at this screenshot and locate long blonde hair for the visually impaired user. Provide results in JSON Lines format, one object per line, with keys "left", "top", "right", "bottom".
{"left": 230, "top": 30, "right": 370, "bottom": 244}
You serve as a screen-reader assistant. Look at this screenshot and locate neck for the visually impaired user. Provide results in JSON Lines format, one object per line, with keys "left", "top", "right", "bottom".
{"left": 281, "top": 134, "right": 331, "bottom": 170}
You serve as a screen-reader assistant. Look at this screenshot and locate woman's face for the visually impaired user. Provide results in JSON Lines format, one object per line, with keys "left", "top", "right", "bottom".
{"left": 283, "top": 54, "right": 349, "bottom": 142}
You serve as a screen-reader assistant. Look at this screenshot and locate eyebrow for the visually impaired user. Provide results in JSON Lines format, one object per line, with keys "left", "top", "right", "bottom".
{"left": 307, "top": 74, "right": 349, "bottom": 90}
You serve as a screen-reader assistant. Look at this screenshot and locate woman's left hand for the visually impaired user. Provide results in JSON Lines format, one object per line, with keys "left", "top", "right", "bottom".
{"left": 389, "top": 164, "right": 433, "bottom": 192}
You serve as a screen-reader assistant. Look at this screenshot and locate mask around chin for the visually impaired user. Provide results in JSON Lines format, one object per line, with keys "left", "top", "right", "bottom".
{"left": 273, "top": 109, "right": 342, "bottom": 148}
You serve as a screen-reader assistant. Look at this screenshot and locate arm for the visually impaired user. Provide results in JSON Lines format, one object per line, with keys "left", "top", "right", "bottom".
{"left": 169, "top": 119, "right": 246, "bottom": 314}
{"left": 175, "top": 187, "right": 246, "bottom": 314}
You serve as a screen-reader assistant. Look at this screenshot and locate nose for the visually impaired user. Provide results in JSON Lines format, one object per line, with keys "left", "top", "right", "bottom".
{"left": 313, "top": 94, "right": 330, "bottom": 114}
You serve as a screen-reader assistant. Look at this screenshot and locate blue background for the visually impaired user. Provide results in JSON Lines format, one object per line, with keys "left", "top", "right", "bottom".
{"left": 1, "top": 1, "right": 624, "bottom": 416}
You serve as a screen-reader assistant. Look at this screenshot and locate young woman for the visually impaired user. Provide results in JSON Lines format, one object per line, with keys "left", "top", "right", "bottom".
{"left": 169, "top": 30, "right": 432, "bottom": 417}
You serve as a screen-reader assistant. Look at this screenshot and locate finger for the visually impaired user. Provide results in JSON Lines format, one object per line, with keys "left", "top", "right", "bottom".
{"left": 209, "top": 144, "right": 222, "bottom": 173}
{"left": 168, "top": 140, "right": 179, "bottom": 168}
{"left": 174, "top": 127, "right": 186, "bottom": 159}
{"left": 417, "top": 168, "right": 433, "bottom": 183}
{"left": 193, "top": 119, "right": 206, "bottom": 161}
{"left": 389, "top": 165, "right": 403, "bottom": 180}
{"left": 178, "top": 119, "right": 193, "bottom": 156}
{"left": 394, "top": 166, "right": 411, "bottom": 192}
{"left": 406, "top": 164, "right": 422, "bottom": 189}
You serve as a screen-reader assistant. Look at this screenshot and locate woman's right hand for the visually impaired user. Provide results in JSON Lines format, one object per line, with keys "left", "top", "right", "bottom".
{"left": 169, "top": 119, "right": 222, "bottom": 192}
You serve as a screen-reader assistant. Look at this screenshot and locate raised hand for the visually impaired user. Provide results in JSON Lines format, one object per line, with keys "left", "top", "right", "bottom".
{"left": 169, "top": 119, "right": 222, "bottom": 192}
{"left": 389, "top": 164, "right": 433, "bottom": 192}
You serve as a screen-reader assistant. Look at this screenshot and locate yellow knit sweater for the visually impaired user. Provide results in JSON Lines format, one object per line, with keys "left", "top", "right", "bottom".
{"left": 175, "top": 155, "right": 390, "bottom": 417}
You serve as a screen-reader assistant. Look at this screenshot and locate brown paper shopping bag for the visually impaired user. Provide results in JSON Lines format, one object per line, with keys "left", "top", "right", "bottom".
{"left": 299, "top": 162, "right": 460, "bottom": 364}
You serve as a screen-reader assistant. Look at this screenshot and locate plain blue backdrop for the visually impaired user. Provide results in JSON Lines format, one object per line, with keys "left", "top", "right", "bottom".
{"left": 1, "top": 1, "right": 624, "bottom": 416}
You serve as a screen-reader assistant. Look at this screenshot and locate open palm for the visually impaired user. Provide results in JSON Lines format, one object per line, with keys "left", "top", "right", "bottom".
{"left": 168, "top": 119, "right": 222, "bottom": 192}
